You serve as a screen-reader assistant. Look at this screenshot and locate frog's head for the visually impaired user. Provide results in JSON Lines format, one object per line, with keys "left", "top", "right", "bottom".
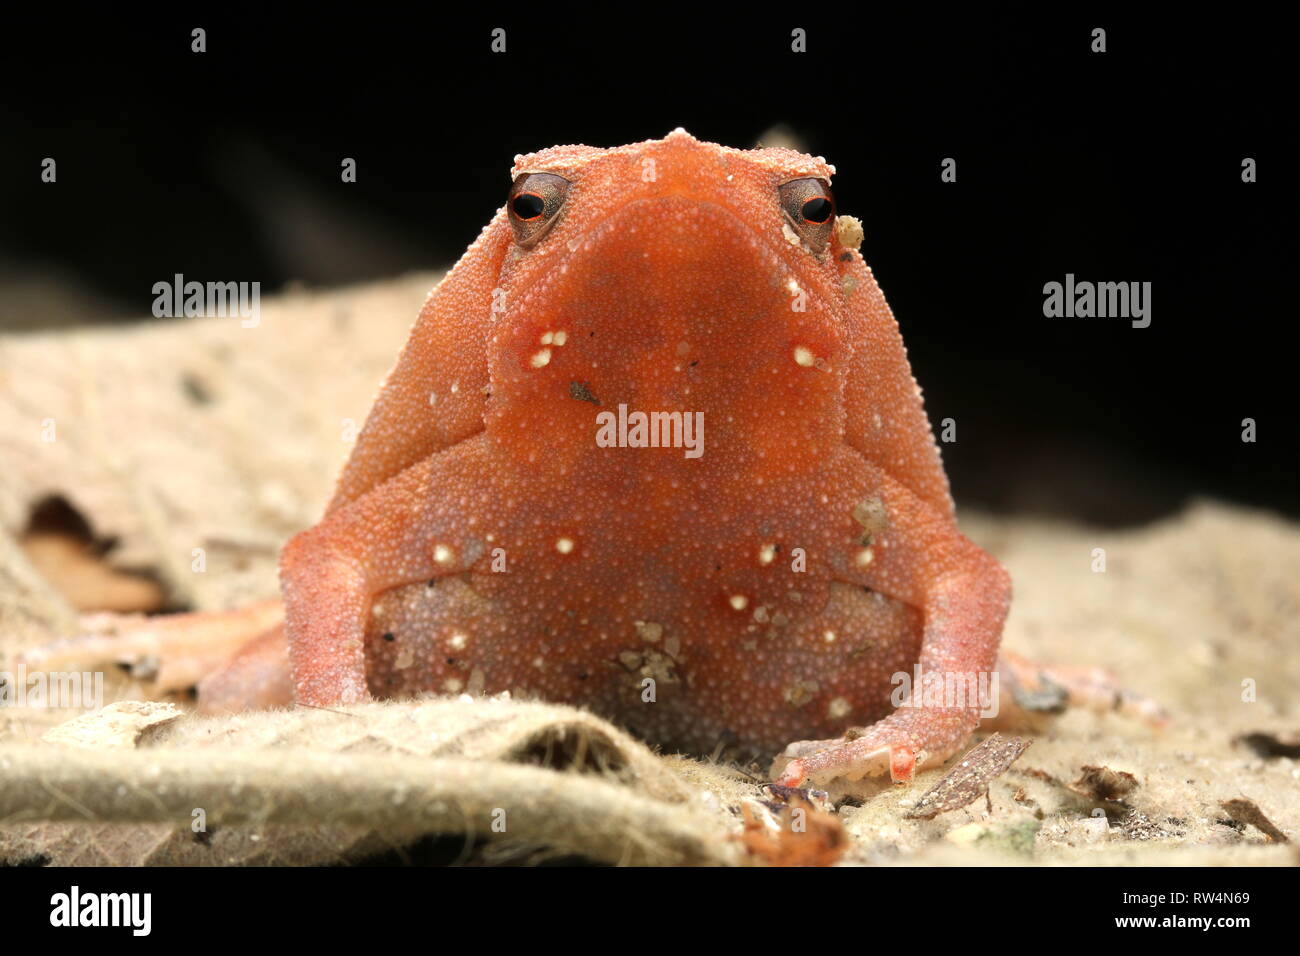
{"left": 484, "top": 129, "right": 867, "bottom": 464}
{"left": 503, "top": 127, "right": 846, "bottom": 254}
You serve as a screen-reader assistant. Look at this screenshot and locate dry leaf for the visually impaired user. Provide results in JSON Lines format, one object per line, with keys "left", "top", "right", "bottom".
{"left": 1068, "top": 765, "right": 1140, "bottom": 803}
{"left": 1219, "top": 798, "right": 1290, "bottom": 844}
{"left": 1235, "top": 732, "right": 1300, "bottom": 760}
{"left": 738, "top": 796, "right": 846, "bottom": 867}
{"left": 42, "top": 700, "right": 183, "bottom": 749}
{"left": 905, "top": 733, "right": 1031, "bottom": 819}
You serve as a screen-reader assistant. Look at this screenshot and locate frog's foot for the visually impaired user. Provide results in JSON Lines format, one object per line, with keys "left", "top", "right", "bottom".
{"left": 993, "top": 649, "right": 1169, "bottom": 729}
{"left": 17, "top": 598, "right": 285, "bottom": 703}
{"left": 772, "top": 707, "right": 977, "bottom": 788}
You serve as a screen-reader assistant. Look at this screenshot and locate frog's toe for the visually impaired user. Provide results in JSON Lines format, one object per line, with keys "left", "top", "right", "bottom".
{"left": 772, "top": 728, "right": 920, "bottom": 788}
{"left": 772, "top": 702, "right": 985, "bottom": 788}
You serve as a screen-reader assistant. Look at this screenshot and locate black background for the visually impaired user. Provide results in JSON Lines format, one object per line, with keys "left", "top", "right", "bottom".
{"left": 1, "top": 8, "right": 1292, "bottom": 523}
{"left": 0, "top": 862, "right": 1284, "bottom": 935}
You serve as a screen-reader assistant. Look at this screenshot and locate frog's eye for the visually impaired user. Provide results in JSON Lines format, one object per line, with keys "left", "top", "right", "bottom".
{"left": 779, "top": 178, "right": 836, "bottom": 254}
{"left": 508, "top": 172, "right": 570, "bottom": 247}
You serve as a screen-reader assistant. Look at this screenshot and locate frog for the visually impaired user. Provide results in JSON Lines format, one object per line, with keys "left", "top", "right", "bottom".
{"left": 23, "top": 130, "right": 1021, "bottom": 788}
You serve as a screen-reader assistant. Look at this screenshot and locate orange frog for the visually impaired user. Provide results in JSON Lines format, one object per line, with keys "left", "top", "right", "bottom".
{"left": 28, "top": 130, "right": 1022, "bottom": 788}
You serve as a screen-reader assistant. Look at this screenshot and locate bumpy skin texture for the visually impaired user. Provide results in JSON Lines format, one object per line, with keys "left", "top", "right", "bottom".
{"left": 234, "top": 130, "right": 1010, "bottom": 786}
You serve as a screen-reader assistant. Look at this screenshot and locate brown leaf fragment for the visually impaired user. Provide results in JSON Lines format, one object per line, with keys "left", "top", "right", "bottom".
{"left": 1219, "top": 798, "right": 1290, "bottom": 843}
{"left": 738, "top": 796, "right": 847, "bottom": 867}
{"left": 21, "top": 503, "right": 166, "bottom": 613}
{"left": 1235, "top": 732, "right": 1300, "bottom": 760}
{"left": 904, "top": 733, "right": 1032, "bottom": 820}
{"left": 1017, "top": 766, "right": 1061, "bottom": 786}
{"left": 1068, "top": 765, "right": 1139, "bottom": 803}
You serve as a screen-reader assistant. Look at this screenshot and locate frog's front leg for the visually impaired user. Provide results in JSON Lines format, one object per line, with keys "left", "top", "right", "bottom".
{"left": 280, "top": 432, "right": 499, "bottom": 707}
{"left": 773, "top": 447, "right": 1012, "bottom": 787}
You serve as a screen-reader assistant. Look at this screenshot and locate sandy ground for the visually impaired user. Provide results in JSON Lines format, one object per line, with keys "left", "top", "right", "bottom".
{"left": 0, "top": 275, "right": 1296, "bottom": 865}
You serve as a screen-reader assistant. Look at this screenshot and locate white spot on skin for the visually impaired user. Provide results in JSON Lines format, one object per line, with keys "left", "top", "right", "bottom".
{"left": 450, "top": 382, "right": 459, "bottom": 394}
{"left": 793, "top": 346, "right": 815, "bottom": 367}
{"left": 553, "top": 330, "right": 567, "bottom": 346}
{"left": 443, "top": 677, "right": 464, "bottom": 693}
{"left": 635, "top": 621, "right": 663, "bottom": 642}
{"left": 828, "top": 697, "right": 852, "bottom": 720}
{"left": 782, "top": 221, "right": 804, "bottom": 249}
{"left": 729, "top": 594, "right": 749, "bottom": 611}
{"left": 540, "top": 331, "right": 553, "bottom": 345}
{"left": 448, "top": 632, "right": 468, "bottom": 651}
{"left": 433, "top": 544, "right": 454, "bottom": 564}
{"left": 785, "top": 277, "right": 801, "bottom": 295}
{"left": 823, "top": 630, "right": 837, "bottom": 644}
{"left": 555, "top": 537, "right": 574, "bottom": 554}
{"left": 856, "top": 548, "right": 874, "bottom": 568}
{"left": 530, "top": 348, "right": 552, "bottom": 368}
{"left": 759, "top": 544, "right": 777, "bottom": 566}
